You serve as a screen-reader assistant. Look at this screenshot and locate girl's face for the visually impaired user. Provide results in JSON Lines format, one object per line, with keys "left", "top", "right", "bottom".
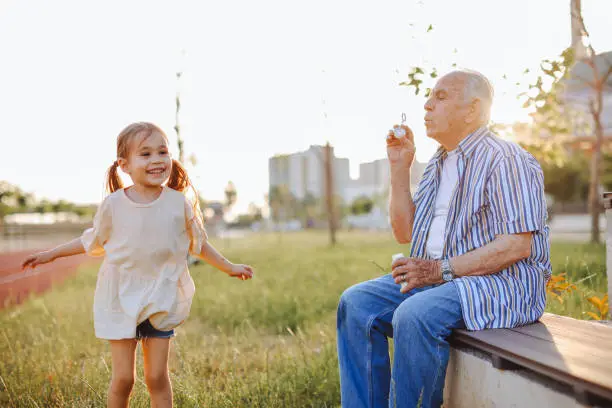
{"left": 119, "top": 131, "right": 172, "bottom": 189}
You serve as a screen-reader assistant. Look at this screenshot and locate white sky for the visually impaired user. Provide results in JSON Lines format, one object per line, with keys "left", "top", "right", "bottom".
{"left": 1, "top": 0, "right": 611, "bottom": 214}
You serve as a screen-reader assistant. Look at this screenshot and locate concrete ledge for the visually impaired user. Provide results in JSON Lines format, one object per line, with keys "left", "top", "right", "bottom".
{"left": 444, "top": 346, "right": 590, "bottom": 408}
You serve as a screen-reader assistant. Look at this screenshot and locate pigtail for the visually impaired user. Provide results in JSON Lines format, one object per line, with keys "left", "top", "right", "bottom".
{"left": 168, "top": 159, "right": 205, "bottom": 229}
{"left": 167, "top": 159, "right": 190, "bottom": 193}
{"left": 106, "top": 161, "right": 124, "bottom": 194}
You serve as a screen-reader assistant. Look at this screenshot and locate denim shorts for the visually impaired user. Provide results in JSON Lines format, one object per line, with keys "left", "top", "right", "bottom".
{"left": 135, "top": 319, "right": 175, "bottom": 339}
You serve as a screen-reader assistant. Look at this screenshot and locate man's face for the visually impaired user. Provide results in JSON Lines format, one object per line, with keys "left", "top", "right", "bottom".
{"left": 423, "top": 73, "right": 472, "bottom": 142}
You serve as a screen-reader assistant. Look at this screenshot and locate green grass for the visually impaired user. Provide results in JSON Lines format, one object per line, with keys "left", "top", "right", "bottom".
{"left": 0, "top": 231, "right": 607, "bottom": 407}
{"left": 545, "top": 241, "right": 607, "bottom": 318}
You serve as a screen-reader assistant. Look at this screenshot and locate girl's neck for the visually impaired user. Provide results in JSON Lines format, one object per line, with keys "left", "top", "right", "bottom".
{"left": 126, "top": 184, "right": 164, "bottom": 204}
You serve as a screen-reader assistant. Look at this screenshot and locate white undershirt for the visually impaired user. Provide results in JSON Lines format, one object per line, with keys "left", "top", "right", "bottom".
{"left": 426, "top": 149, "right": 460, "bottom": 259}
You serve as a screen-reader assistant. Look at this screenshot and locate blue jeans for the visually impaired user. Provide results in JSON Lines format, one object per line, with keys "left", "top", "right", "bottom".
{"left": 337, "top": 274, "right": 465, "bottom": 408}
{"left": 135, "top": 319, "right": 175, "bottom": 339}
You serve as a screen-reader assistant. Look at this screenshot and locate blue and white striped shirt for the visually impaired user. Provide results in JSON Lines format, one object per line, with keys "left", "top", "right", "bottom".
{"left": 410, "top": 127, "right": 551, "bottom": 331}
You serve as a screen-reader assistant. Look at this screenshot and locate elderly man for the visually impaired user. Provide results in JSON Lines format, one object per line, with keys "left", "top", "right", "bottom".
{"left": 336, "top": 69, "right": 551, "bottom": 408}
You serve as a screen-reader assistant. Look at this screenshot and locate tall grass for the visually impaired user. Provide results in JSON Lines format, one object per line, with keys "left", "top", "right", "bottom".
{"left": 0, "top": 231, "right": 606, "bottom": 407}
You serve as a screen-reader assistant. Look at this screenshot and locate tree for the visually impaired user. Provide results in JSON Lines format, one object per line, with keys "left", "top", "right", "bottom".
{"left": 350, "top": 195, "right": 374, "bottom": 215}
{"left": 230, "top": 202, "right": 263, "bottom": 228}
{"left": 522, "top": 141, "right": 589, "bottom": 204}
{"left": 35, "top": 199, "right": 53, "bottom": 214}
{"left": 519, "top": 48, "right": 577, "bottom": 141}
{"left": 400, "top": 2, "right": 610, "bottom": 243}
{"left": 51, "top": 199, "right": 74, "bottom": 213}
{"left": 0, "top": 181, "right": 19, "bottom": 226}
{"left": 224, "top": 181, "right": 237, "bottom": 213}
{"left": 247, "top": 202, "right": 263, "bottom": 222}
{"left": 565, "top": 2, "right": 612, "bottom": 243}
{"left": 300, "top": 192, "right": 318, "bottom": 228}
{"left": 267, "top": 185, "right": 292, "bottom": 225}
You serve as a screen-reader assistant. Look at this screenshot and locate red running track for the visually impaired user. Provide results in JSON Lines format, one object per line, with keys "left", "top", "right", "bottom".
{"left": 0, "top": 250, "right": 93, "bottom": 309}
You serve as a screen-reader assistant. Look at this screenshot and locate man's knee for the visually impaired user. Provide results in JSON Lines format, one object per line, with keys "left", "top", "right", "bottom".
{"left": 337, "top": 282, "right": 372, "bottom": 326}
{"left": 339, "top": 284, "right": 360, "bottom": 309}
{"left": 391, "top": 297, "right": 429, "bottom": 334}
{"left": 338, "top": 284, "right": 358, "bottom": 320}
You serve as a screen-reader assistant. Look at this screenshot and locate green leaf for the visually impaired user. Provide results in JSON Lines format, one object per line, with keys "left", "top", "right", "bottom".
{"left": 427, "top": 24, "right": 433, "bottom": 32}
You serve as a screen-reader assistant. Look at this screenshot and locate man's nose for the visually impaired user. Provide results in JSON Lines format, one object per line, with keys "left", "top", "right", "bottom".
{"left": 424, "top": 99, "right": 433, "bottom": 111}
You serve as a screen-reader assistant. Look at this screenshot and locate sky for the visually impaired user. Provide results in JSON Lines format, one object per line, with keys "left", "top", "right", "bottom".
{"left": 1, "top": 0, "right": 612, "bottom": 214}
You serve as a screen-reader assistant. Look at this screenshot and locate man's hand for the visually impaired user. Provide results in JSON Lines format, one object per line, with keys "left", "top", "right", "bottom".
{"left": 391, "top": 257, "right": 442, "bottom": 293}
{"left": 386, "top": 124, "right": 416, "bottom": 168}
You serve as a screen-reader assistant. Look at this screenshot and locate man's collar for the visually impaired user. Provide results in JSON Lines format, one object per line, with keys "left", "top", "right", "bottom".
{"left": 432, "top": 126, "right": 489, "bottom": 162}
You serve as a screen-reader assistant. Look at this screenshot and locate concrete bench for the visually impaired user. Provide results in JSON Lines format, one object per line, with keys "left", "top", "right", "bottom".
{"left": 445, "top": 313, "right": 612, "bottom": 407}
{"left": 443, "top": 193, "right": 612, "bottom": 407}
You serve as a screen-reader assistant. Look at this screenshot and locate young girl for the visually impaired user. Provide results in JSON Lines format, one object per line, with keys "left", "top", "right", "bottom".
{"left": 21, "top": 122, "right": 254, "bottom": 408}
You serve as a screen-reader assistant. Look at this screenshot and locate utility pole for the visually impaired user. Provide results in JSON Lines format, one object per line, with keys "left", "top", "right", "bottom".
{"left": 570, "top": 0, "right": 587, "bottom": 60}
{"left": 175, "top": 49, "right": 186, "bottom": 164}
{"left": 324, "top": 142, "right": 337, "bottom": 245}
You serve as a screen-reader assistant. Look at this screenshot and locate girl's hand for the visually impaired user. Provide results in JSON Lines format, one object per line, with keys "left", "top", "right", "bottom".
{"left": 227, "top": 264, "right": 254, "bottom": 280}
{"left": 22, "top": 251, "right": 56, "bottom": 270}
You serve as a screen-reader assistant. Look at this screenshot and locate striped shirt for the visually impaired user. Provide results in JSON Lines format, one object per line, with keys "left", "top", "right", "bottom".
{"left": 410, "top": 126, "right": 551, "bottom": 331}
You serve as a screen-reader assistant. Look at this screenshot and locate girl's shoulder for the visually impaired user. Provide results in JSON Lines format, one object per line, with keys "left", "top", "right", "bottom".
{"left": 103, "top": 189, "right": 126, "bottom": 207}
{"left": 163, "top": 187, "right": 189, "bottom": 205}
{"left": 162, "top": 187, "right": 196, "bottom": 216}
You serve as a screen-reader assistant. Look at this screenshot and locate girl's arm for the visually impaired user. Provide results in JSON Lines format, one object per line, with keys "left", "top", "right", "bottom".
{"left": 22, "top": 237, "right": 85, "bottom": 270}
{"left": 194, "top": 241, "right": 254, "bottom": 280}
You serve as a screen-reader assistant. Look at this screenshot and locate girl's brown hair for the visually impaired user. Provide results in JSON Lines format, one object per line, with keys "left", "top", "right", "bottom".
{"left": 105, "top": 122, "right": 204, "bottom": 227}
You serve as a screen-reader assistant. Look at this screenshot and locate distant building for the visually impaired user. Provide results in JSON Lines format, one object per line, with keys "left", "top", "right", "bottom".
{"left": 268, "top": 145, "right": 350, "bottom": 202}
{"left": 268, "top": 146, "right": 426, "bottom": 208}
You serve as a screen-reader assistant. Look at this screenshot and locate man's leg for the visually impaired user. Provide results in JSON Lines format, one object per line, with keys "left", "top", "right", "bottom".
{"left": 337, "top": 274, "right": 429, "bottom": 408}
{"left": 390, "top": 282, "right": 465, "bottom": 408}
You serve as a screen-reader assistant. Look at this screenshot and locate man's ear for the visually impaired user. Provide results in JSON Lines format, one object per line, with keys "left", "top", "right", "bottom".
{"left": 117, "top": 157, "right": 129, "bottom": 174}
{"left": 465, "top": 98, "right": 481, "bottom": 124}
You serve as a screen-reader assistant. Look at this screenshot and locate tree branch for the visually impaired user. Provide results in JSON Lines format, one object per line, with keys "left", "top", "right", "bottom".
{"left": 573, "top": 74, "right": 595, "bottom": 89}
{"left": 588, "top": 99, "right": 597, "bottom": 117}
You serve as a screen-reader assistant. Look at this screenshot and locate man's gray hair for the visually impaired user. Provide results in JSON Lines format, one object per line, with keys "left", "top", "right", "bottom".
{"left": 455, "top": 69, "right": 494, "bottom": 125}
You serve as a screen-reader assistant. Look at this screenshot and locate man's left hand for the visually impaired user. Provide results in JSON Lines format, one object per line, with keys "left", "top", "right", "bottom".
{"left": 391, "top": 257, "right": 443, "bottom": 294}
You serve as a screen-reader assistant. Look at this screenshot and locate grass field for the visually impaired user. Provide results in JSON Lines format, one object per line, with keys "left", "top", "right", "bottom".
{"left": 0, "top": 231, "right": 607, "bottom": 407}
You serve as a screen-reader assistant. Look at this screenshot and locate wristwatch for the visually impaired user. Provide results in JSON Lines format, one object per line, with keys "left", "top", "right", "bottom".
{"left": 441, "top": 259, "right": 455, "bottom": 282}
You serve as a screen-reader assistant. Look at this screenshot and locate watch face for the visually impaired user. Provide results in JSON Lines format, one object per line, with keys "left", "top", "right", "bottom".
{"left": 442, "top": 270, "right": 453, "bottom": 282}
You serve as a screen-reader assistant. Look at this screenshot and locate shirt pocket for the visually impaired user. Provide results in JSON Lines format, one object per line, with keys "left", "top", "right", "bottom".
{"left": 452, "top": 190, "right": 489, "bottom": 245}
